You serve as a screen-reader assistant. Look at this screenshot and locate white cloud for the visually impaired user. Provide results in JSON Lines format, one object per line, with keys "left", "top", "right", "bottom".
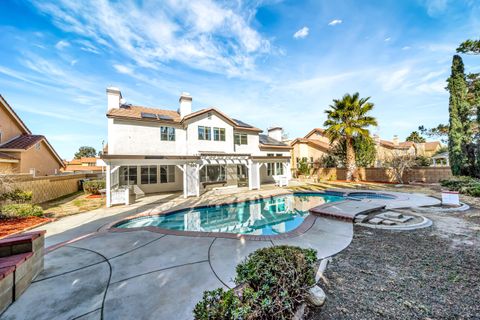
{"left": 328, "top": 19, "right": 342, "bottom": 26}
{"left": 421, "top": 0, "right": 448, "bottom": 16}
{"left": 402, "top": 46, "right": 411, "bottom": 50}
{"left": 113, "top": 64, "right": 134, "bottom": 75}
{"left": 381, "top": 67, "right": 410, "bottom": 91}
{"left": 31, "top": 0, "right": 271, "bottom": 77}
{"left": 293, "top": 27, "right": 309, "bottom": 39}
{"left": 384, "top": 37, "right": 391, "bottom": 42}
{"left": 55, "top": 40, "right": 70, "bottom": 50}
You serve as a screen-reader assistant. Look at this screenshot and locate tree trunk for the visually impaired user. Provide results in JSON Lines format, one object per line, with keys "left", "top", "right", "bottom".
{"left": 345, "top": 136, "right": 356, "bottom": 181}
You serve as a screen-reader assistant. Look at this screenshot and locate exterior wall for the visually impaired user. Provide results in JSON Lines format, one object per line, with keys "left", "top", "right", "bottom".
{"left": 2, "top": 173, "right": 90, "bottom": 204}
{"left": 0, "top": 162, "right": 16, "bottom": 173}
{"left": 18, "top": 140, "right": 62, "bottom": 176}
{"left": 306, "top": 132, "right": 329, "bottom": 143}
{"left": 234, "top": 130, "right": 261, "bottom": 155}
{"left": 315, "top": 167, "right": 452, "bottom": 183}
{"left": 108, "top": 119, "right": 187, "bottom": 155}
{"left": 0, "top": 104, "right": 25, "bottom": 143}
{"left": 136, "top": 166, "right": 183, "bottom": 194}
{"left": 184, "top": 113, "right": 235, "bottom": 154}
{"left": 291, "top": 142, "right": 328, "bottom": 169}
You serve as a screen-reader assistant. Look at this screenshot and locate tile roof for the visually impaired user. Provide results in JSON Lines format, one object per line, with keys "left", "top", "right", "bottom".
{"left": 62, "top": 165, "right": 104, "bottom": 172}
{"left": 304, "top": 128, "right": 325, "bottom": 139}
{"left": 424, "top": 141, "right": 441, "bottom": 151}
{"left": 0, "top": 152, "right": 18, "bottom": 161}
{"left": 107, "top": 106, "right": 262, "bottom": 132}
{"left": 291, "top": 138, "right": 331, "bottom": 150}
{"left": 378, "top": 140, "right": 412, "bottom": 150}
{"left": 0, "top": 135, "right": 44, "bottom": 150}
{"left": 259, "top": 134, "right": 290, "bottom": 148}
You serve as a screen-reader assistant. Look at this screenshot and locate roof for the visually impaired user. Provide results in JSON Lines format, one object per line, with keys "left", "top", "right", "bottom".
{"left": 0, "top": 95, "right": 31, "bottom": 134}
{"left": 0, "top": 135, "right": 44, "bottom": 150}
{"left": 304, "top": 128, "right": 325, "bottom": 139}
{"left": 290, "top": 138, "right": 331, "bottom": 150}
{"left": 0, "top": 152, "right": 19, "bottom": 162}
{"left": 259, "top": 134, "right": 291, "bottom": 149}
{"left": 107, "top": 105, "right": 262, "bottom": 132}
{"left": 425, "top": 141, "right": 441, "bottom": 151}
{"left": 378, "top": 140, "right": 412, "bottom": 150}
{"left": 0, "top": 134, "right": 64, "bottom": 167}
{"left": 62, "top": 165, "right": 104, "bottom": 172}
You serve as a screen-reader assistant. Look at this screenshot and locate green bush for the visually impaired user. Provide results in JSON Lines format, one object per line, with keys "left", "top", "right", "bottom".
{"left": 440, "top": 176, "right": 480, "bottom": 197}
{"left": 0, "top": 204, "right": 43, "bottom": 218}
{"left": 194, "top": 246, "right": 318, "bottom": 320}
{"left": 0, "top": 189, "right": 33, "bottom": 203}
{"left": 414, "top": 156, "right": 431, "bottom": 167}
{"left": 83, "top": 180, "right": 106, "bottom": 195}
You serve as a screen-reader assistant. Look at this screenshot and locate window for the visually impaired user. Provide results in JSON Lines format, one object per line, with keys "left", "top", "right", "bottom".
{"left": 160, "top": 127, "right": 175, "bottom": 141}
{"left": 213, "top": 127, "right": 225, "bottom": 141}
{"left": 234, "top": 133, "right": 248, "bottom": 145}
{"left": 141, "top": 166, "right": 157, "bottom": 184}
{"left": 267, "top": 153, "right": 274, "bottom": 176}
{"left": 120, "top": 166, "right": 137, "bottom": 185}
{"left": 310, "top": 157, "right": 314, "bottom": 164}
{"left": 160, "top": 165, "right": 175, "bottom": 183}
{"left": 198, "top": 126, "right": 211, "bottom": 140}
{"left": 200, "top": 165, "right": 226, "bottom": 182}
{"left": 35, "top": 142, "right": 41, "bottom": 150}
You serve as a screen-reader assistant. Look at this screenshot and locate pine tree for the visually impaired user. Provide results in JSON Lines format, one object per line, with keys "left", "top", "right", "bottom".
{"left": 447, "top": 55, "right": 470, "bottom": 176}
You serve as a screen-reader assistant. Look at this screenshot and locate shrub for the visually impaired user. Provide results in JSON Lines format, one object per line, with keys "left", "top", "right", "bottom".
{"left": 83, "top": 180, "right": 106, "bottom": 195}
{"left": 440, "top": 176, "right": 480, "bottom": 197}
{"left": 194, "top": 246, "right": 317, "bottom": 320}
{"left": 0, "top": 189, "right": 33, "bottom": 203}
{"left": 0, "top": 203, "right": 43, "bottom": 218}
{"left": 414, "top": 156, "right": 431, "bottom": 167}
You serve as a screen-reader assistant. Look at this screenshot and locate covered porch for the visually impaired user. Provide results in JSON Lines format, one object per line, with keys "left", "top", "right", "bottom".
{"left": 102, "top": 154, "right": 291, "bottom": 207}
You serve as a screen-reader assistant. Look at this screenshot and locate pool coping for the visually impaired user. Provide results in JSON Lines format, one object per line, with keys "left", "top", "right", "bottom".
{"left": 102, "top": 191, "right": 351, "bottom": 241}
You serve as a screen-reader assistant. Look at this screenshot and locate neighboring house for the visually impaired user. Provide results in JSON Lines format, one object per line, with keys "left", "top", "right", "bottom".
{"left": 291, "top": 128, "right": 443, "bottom": 170}
{"left": 0, "top": 95, "right": 64, "bottom": 175}
{"left": 101, "top": 87, "right": 291, "bottom": 206}
{"left": 290, "top": 128, "right": 331, "bottom": 169}
{"left": 62, "top": 157, "right": 105, "bottom": 174}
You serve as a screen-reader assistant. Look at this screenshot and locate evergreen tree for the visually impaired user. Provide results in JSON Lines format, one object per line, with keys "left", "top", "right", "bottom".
{"left": 447, "top": 55, "right": 470, "bottom": 176}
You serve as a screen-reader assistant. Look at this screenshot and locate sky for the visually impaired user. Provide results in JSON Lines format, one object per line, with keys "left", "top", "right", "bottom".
{"left": 0, "top": 0, "right": 479, "bottom": 159}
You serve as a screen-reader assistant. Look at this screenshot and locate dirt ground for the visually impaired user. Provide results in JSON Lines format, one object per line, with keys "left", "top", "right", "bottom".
{"left": 307, "top": 182, "right": 480, "bottom": 320}
{"left": 40, "top": 191, "right": 104, "bottom": 218}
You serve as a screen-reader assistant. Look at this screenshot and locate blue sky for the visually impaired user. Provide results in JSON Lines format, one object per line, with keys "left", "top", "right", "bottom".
{"left": 0, "top": 0, "right": 479, "bottom": 159}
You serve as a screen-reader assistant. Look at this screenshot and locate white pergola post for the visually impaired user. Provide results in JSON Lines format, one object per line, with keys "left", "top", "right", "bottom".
{"left": 176, "top": 164, "right": 188, "bottom": 198}
{"left": 106, "top": 164, "right": 111, "bottom": 207}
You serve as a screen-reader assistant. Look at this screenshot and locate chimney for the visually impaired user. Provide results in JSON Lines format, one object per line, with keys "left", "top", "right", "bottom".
{"left": 106, "top": 87, "right": 122, "bottom": 110}
{"left": 393, "top": 135, "right": 399, "bottom": 146}
{"left": 268, "top": 126, "right": 283, "bottom": 142}
{"left": 179, "top": 92, "right": 192, "bottom": 118}
{"left": 373, "top": 134, "right": 380, "bottom": 144}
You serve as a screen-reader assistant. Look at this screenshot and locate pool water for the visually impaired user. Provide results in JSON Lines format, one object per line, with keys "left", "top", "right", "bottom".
{"left": 347, "top": 192, "right": 396, "bottom": 200}
{"left": 115, "top": 193, "right": 343, "bottom": 235}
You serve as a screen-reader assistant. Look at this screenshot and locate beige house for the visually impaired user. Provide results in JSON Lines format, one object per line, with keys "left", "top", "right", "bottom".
{"left": 0, "top": 95, "right": 64, "bottom": 175}
{"left": 62, "top": 157, "right": 105, "bottom": 174}
{"left": 290, "top": 128, "right": 443, "bottom": 170}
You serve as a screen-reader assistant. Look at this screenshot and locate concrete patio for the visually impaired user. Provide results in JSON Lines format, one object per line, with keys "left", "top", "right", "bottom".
{"left": 0, "top": 187, "right": 440, "bottom": 319}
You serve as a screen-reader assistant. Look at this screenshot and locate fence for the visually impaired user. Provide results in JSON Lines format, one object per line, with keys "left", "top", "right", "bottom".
{"left": 0, "top": 173, "right": 101, "bottom": 204}
{"left": 315, "top": 167, "right": 452, "bottom": 183}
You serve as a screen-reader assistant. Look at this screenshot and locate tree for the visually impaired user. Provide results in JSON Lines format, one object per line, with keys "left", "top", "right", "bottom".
{"left": 406, "top": 131, "right": 426, "bottom": 143}
{"left": 74, "top": 146, "right": 97, "bottom": 159}
{"left": 418, "top": 124, "right": 449, "bottom": 143}
{"left": 332, "top": 135, "right": 377, "bottom": 168}
{"left": 384, "top": 153, "right": 415, "bottom": 184}
{"left": 447, "top": 55, "right": 472, "bottom": 176}
{"left": 323, "top": 93, "right": 378, "bottom": 181}
{"left": 457, "top": 39, "right": 480, "bottom": 55}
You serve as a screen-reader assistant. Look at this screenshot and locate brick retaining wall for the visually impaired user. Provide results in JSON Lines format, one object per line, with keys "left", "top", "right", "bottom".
{"left": 316, "top": 167, "right": 452, "bottom": 183}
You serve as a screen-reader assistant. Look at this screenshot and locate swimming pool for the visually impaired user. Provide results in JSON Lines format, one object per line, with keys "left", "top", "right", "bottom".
{"left": 347, "top": 192, "right": 396, "bottom": 200}
{"left": 115, "top": 193, "right": 343, "bottom": 235}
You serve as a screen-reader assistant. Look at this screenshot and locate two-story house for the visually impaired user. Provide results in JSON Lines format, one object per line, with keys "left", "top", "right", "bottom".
{"left": 101, "top": 87, "right": 291, "bottom": 207}
{"left": 0, "top": 95, "right": 64, "bottom": 175}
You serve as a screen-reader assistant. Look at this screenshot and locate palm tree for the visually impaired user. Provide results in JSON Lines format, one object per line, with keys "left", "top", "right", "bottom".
{"left": 323, "top": 93, "right": 378, "bottom": 181}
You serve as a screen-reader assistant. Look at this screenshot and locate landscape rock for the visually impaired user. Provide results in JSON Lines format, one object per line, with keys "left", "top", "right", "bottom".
{"left": 307, "top": 285, "right": 326, "bottom": 306}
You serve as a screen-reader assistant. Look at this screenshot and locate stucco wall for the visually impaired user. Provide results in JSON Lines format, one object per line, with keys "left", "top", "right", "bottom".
{"left": 291, "top": 142, "right": 328, "bottom": 168}
{"left": 19, "top": 140, "right": 62, "bottom": 176}
{"left": 0, "top": 103, "right": 25, "bottom": 143}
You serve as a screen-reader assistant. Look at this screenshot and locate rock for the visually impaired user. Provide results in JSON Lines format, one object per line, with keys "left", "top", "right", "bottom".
{"left": 306, "top": 285, "right": 326, "bottom": 306}
{"left": 382, "top": 220, "right": 396, "bottom": 225}
{"left": 354, "top": 214, "right": 368, "bottom": 223}
{"left": 384, "top": 211, "right": 403, "bottom": 219}
{"left": 368, "top": 217, "right": 383, "bottom": 225}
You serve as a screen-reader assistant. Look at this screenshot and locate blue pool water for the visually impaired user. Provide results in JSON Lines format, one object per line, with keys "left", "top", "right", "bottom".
{"left": 115, "top": 193, "right": 343, "bottom": 235}
{"left": 347, "top": 192, "right": 396, "bottom": 200}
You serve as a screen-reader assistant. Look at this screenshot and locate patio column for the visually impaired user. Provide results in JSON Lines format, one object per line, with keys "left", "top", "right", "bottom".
{"left": 248, "top": 161, "right": 260, "bottom": 190}
{"left": 106, "top": 164, "right": 111, "bottom": 207}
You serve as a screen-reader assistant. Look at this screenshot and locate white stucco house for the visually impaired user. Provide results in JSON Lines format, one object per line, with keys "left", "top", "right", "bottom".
{"left": 101, "top": 87, "right": 292, "bottom": 207}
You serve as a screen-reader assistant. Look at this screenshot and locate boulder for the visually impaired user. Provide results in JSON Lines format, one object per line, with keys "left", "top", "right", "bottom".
{"left": 306, "top": 285, "right": 326, "bottom": 306}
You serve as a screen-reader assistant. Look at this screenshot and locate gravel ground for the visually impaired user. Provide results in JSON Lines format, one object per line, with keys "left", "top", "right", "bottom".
{"left": 310, "top": 209, "right": 480, "bottom": 320}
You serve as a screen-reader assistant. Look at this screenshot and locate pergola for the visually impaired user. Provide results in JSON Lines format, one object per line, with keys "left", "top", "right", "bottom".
{"left": 102, "top": 153, "right": 291, "bottom": 207}
{"left": 431, "top": 152, "right": 449, "bottom": 167}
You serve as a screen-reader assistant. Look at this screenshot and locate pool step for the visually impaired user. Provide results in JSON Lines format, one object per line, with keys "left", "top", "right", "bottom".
{"left": 309, "top": 200, "right": 386, "bottom": 221}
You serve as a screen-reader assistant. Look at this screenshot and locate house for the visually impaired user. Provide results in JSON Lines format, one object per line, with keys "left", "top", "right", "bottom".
{"left": 62, "top": 157, "right": 105, "bottom": 174}
{"left": 290, "top": 128, "right": 331, "bottom": 169}
{"left": 0, "top": 95, "right": 64, "bottom": 175}
{"left": 101, "top": 87, "right": 291, "bottom": 207}
{"left": 290, "top": 128, "right": 443, "bottom": 170}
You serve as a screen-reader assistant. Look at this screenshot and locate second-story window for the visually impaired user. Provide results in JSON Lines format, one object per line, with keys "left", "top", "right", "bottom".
{"left": 198, "top": 126, "right": 211, "bottom": 140}
{"left": 213, "top": 128, "right": 225, "bottom": 141}
{"left": 160, "top": 127, "right": 175, "bottom": 141}
{"left": 234, "top": 133, "right": 248, "bottom": 145}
